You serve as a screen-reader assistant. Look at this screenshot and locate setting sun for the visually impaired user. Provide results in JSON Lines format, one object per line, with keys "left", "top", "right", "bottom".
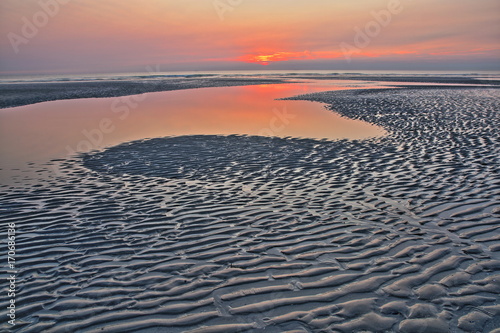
{"left": 237, "top": 51, "right": 315, "bottom": 65}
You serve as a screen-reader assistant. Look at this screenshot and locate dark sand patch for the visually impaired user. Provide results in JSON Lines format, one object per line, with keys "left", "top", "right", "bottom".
{"left": 0, "top": 77, "right": 287, "bottom": 109}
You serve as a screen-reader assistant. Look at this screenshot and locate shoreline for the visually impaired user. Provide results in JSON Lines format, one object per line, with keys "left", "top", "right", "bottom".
{"left": 0, "top": 77, "right": 287, "bottom": 109}
{"left": 1, "top": 74, "right": 499, "bottom": 109}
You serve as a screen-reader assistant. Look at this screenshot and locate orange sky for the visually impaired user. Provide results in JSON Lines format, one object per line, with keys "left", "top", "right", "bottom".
{"left": 0, "top": 0, "right": 499, "bottom": 74}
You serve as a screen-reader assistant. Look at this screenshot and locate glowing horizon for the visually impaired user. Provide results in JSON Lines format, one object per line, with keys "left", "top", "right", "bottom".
{"left": 1, "top": 0, "right": 499, "bottom": 74}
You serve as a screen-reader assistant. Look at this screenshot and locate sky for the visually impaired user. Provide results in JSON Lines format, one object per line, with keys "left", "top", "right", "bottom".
{"left": 0, "top": 0, "right": 499, "bottom": 74}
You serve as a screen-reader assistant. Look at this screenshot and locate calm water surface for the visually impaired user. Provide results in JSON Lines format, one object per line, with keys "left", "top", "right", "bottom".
{"left": 0, "top": 80, "right": 388, "bottom": 183}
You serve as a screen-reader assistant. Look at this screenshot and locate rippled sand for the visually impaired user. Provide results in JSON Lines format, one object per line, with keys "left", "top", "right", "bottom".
{"left": 2, "top": 87, "right": 499, "bottom": 332}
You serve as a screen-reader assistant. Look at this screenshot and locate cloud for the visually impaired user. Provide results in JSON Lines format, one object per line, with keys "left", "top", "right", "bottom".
{"left": 1, "top": 0, "right": 498, "bottom": 74}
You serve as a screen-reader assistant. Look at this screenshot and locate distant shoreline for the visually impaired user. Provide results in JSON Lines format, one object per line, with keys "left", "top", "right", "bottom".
{"left": 0, "top": 77, "right": 287, "bottom": 109}
{"left": 1, "top": 74, "right": 499, "bottom": 109}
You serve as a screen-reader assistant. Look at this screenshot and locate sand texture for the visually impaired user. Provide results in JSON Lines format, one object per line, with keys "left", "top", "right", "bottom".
{"left": 1, "top": 87, "right": 499, "bottom": 332}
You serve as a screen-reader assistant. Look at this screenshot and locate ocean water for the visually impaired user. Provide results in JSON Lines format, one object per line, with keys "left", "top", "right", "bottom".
{"left": 1, "top": 69, "right": 500, "bottom": 84}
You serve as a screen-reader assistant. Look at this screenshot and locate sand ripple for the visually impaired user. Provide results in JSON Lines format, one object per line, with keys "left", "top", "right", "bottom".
{"left": 2, "top": 87, "right": 499, "bottom": 332}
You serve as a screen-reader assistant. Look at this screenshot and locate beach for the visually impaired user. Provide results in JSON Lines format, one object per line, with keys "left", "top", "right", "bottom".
{"left": 1, "top": 75, "right": 499, "bottom": 332}
{"left": 1, "top": 73, "right": 498, "bottom": 109}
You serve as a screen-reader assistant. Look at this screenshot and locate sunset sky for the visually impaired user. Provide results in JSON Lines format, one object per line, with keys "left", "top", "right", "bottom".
{"left": 1, "top": 0, "right": 499, "bottom": 74}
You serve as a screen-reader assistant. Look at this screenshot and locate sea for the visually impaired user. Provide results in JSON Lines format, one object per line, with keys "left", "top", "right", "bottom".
{"left": 1, "top": 69, "right": 500, "bottom": 84}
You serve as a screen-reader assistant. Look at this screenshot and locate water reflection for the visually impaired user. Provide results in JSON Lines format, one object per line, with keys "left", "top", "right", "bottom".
{"left": 0, "top": 81, "right": 386, "bottom": 181}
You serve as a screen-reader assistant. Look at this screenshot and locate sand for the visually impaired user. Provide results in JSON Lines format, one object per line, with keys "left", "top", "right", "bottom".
{"left": 1, "top": 84, "right": 499, "bottom": 332}
{"left": 0, "top": 77, "right": 287, "bottom": 109}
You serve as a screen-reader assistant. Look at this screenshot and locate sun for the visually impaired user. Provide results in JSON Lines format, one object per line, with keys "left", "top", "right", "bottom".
{"left": 239, "top": 52, "right": 302, "bottom": 65}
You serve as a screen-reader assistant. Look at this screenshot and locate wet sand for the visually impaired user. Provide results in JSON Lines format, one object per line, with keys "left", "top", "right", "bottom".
{"left": 1, "top": 84, "right": 499, "bottom": 332}
{"left": 0, "top": 77, "right": 287, "bottom": 109}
